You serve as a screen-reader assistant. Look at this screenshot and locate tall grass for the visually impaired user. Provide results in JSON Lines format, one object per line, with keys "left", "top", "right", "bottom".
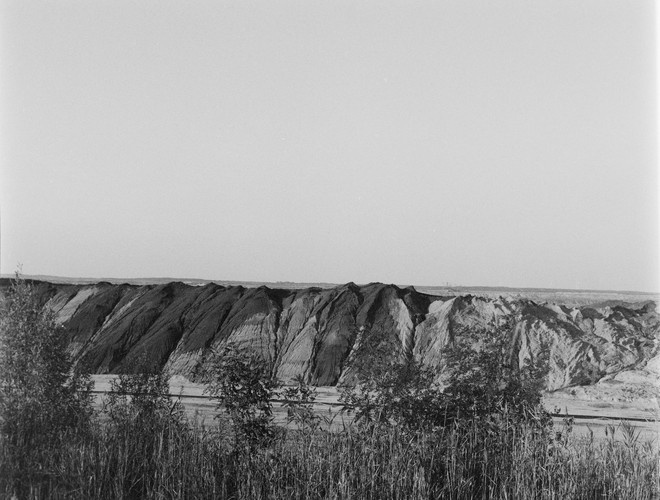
{"left": 1, "top": 407, "right": 657, "bottom": 499}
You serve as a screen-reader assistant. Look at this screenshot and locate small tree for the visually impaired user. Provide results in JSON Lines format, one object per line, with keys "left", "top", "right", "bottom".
{"left": 204, "top": 344, "right": 280, "bottom": 448}
{"left": 341, "top": 320, "right": 550, "bottom": 432}
{"left": 282, "top": 374, "right": 320, "bottom": 431}
{"left": 443, "top": 319, "right": 550, "bottom": 426}
{"left": 340, "top": 326, "right": 449, "bottom": 431}
{"left": 0, "top": 275, "right": 92, "bottom": 444}
{"left": 103, "top": 362, "right": 184, "bottom": 432}
{"left": 0, "top": 275, "right": 93, "bottom": 497}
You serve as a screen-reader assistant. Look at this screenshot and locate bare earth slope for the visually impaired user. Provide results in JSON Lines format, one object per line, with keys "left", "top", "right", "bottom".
{"left": 3, "top": 279, "right": 658, "bottom": 399}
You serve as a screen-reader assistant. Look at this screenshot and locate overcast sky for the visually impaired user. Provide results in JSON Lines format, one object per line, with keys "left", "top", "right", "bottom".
{"left": 1, "top": 0, "right": 657, "bottom": 292}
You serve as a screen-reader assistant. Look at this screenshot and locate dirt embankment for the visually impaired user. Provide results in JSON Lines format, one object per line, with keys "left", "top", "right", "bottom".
{"left": 2, "top": 279, "right": 656, "bottom": 397}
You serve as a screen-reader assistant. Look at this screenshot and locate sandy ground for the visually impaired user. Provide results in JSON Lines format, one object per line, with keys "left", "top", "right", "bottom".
{"left": 544, "top": 391, "right": 658, "bottom": 446}
{"left": 90, "top": 374, "right": 659, "bottom": 447}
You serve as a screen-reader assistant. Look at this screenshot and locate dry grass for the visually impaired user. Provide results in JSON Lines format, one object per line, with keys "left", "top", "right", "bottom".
{"left": 1, "top": 410, "right": 658, "bottom": 499}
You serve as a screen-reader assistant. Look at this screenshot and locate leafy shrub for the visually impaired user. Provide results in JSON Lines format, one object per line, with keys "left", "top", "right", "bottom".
{"left": 0, "top": 276, "right": 93, "bottom": 439}
{"left": 442, "top": 319, "right": 551, "bottom": 427}
{"left": 339, "top": 324, "right": 451, "bottom": 430}
{"left": 204, "top": 343, "right": 280, "bottom": 448}
{"left": 340, "top": 355, "right": 449, "bottom": 431}
{"left": 103, "top": 364, "right": 184, "bottom": 432}
{"left": 282, "top": 374, "right": 321, "bottom": 431}
{"left": 341, "top": 320, "right": 551, "bottom": 433}
{"left": 0, "top": 275, "right": 93, "bottom": 497}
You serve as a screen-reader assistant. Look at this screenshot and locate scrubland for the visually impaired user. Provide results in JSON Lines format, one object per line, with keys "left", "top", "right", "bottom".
{"left": 1, "top": 278, "right": 658, "bottom": 499}
{"left": 1, "top": 393, "right": 658, "bottom": 499}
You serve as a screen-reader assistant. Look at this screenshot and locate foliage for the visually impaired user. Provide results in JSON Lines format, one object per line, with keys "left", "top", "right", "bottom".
{"left": 103, "top": 363, "right": 185, "bottom": 432}
{"left": 0, "top": 275, "right": 93, "bottom": 497}
{"left": 340, "top": 356, "right": 449, "bottom": 431}
{"left": 0, "top": 276, "right": 93, "bottom": 439}
{"left": 341, "top": 320, "right": 551, "bottom": 433}
{"left": 204, "top": 343, "right": 280, "bottom": 448}
{"left": 442, "top": 319, "right": 551, "bottom": 426}
{"left": 338, "top": 325, "right": 446, "bottom": 430}
{"left": 281, "top": 374, "right": 321, "bottom": 431}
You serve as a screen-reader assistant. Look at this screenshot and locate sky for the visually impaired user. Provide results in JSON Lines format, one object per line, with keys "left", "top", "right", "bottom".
{"left": 0, "top": 0, "right": 657, "bottom": 292}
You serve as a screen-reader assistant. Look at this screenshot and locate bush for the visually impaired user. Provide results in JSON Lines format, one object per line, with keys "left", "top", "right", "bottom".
{"left": 442, "top": 319, "right": 551, "bottom": 427}
{"left": 282, "top": 374, "right": 321, "bottom": 431}
{"left": 341, "top": 320, "right": 551, "bottom": 433}
{"left": 340, "top": 354, "right": 449, "bottom": 431}
{"left": 0, "top": 275, "right": 93, "bottom": 496}
{"left": 103, "top": 361, "right": 184, "bottom": 432}
{"left": 204, "top": 343, "right": 280, "bottom": 448}
{"left": 339, "top": 324, "right": 451, "bottom": 430}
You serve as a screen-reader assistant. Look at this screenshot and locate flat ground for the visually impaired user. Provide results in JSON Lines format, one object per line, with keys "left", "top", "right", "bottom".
{"left": 90, "top": 375, "right": 659, "bottom": 447}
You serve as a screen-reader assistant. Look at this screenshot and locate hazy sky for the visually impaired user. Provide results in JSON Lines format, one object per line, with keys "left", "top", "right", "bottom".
{"left": 1, "top": 0, "right": 657, "bottom": 292}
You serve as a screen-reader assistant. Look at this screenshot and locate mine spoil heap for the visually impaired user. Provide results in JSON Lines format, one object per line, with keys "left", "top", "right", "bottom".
{"left": 3, "top": 279, "right": 658, "bottom": 392}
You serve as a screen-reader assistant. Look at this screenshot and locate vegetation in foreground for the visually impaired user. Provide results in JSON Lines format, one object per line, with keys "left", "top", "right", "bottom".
{"left": 0, "top": 277, "right": 658, "bottom": 499}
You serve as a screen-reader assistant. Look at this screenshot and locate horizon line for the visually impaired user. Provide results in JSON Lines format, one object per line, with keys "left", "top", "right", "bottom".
{"left": 2, "top": 273, "right": 658, "bottom": 296}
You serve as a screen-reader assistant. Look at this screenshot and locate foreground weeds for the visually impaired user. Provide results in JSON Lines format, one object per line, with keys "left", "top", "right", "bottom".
{"left": 1, "top": 411, "right": 658, "bottom": 499}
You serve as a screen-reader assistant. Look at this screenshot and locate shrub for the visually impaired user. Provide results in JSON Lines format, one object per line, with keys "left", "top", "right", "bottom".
{"left": 0, "top": 274, "right": 93, "bottom": 496}
{"left": 341, "top": 320, "right": 551, "bottom": 433}
{"left": 204, "top": 343, "right": 280, "bottom": 448}
{"left": 442, "top": 319, "right": 551, "bottom": 427}
{"left": 103, "top": 363, "right": 185, "bottom": 432}
{"left": 340, "top": 354, "right": 449, "bottom": 431}
{"left": 339, "top": 324, "right": 452, "bottom": 431}
{"left": 282, "top": 374, "right": 321, "bottom": 431}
